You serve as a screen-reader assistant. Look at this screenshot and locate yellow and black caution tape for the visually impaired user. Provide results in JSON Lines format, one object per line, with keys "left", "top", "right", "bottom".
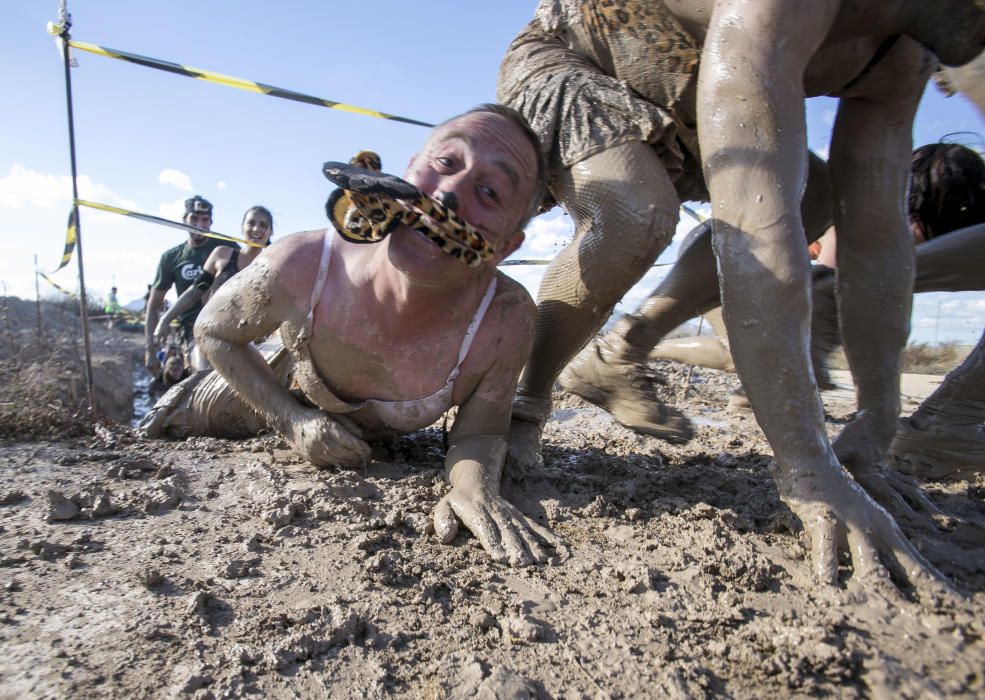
{"left": 64, "top": 39, "right": 434, "bottom": 128}
{"left": 502, "top": 259, "right": 672, "bottom": 268}
{"left": 681, "top": 204, "right": 708, "bottom": 224}
{"left": 50, "top": 208, "right": 79, "bottom": 273}
{"left": 74, "top": 199, "right": 263, "bottom": 248}
{"left": 500, "top": 260, "right": 551, "bottom": 266}
{"left": 38, "top": 271, "right": 76, "bottom": 298}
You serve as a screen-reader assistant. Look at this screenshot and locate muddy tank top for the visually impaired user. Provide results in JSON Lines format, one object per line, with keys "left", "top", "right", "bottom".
{"left": 286, "top": 231, "right": 497, "bottom": 434}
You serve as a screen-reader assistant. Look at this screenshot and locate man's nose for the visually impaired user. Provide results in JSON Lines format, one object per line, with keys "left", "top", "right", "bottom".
{"left": 434, "top": 189, "right": 459, "bottom": 212}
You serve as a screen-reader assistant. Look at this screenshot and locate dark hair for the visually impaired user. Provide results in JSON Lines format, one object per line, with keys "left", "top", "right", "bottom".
{"left": 440, "top": 103, "right": 548, "bottom": 229}
{"left": 242, "top": 205, "right": 274, "bottom": 243}
{"left": 184, "top": 195, "right": 213, "bottom": 216}
{"left": 910, "top": 143, "right": 985, "bottom": 239}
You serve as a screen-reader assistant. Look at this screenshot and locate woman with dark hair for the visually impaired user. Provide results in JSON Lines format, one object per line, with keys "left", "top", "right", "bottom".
{"left": 154, "top": 206, "right": 274, "bottom": 358}
{"left": 909, "top": 143, "right": 985, "bottom": 242}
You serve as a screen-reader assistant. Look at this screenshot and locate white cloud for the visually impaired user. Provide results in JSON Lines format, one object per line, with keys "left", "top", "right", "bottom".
{"left": 158, "top": 168, "right": 193, "bottom": 192}
{"left": 158, "top": 198, "right": 187, "bottom": 221}
{"left": 520, "top": 213, "right": 573, "bottom": 257}
{"left": 0, "top": 165, "right": 137, "bottom": 211}
{"left": 941, "top": 297, "right": 985, "bottom": 317}
{"left": 822, "top": 109, "right": 835, "bottom": 127}
{"left": 216, "top": 180, "right": 227, "bottom": 191}
{"left": 814, "top": 144, "right": 830, "bottom": 160}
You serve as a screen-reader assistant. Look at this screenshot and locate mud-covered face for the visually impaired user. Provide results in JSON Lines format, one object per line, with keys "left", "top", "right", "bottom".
{"left": 403, "top": 112, "right": 538, "bottom": 259}
{"left": 164, "top": 357, "right": 185, "bottom": 380}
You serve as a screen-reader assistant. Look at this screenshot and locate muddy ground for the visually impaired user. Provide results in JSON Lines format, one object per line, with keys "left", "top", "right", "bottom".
{"left": 1, "top": 305, "right": 984, "bottom": 698}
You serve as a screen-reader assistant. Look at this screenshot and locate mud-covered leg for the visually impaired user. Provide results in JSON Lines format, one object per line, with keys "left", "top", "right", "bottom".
{"left": 604, "top": 150, "right": 832, "bottom": 365}
{"left": 650, "top": 330, "right": 735, "bottom": 371}
{"left": 509, "top": 142, "right": 682, "bottom": 469}
{"left": 809, "top": 266, "right": 841, "bottom": 390}
{"left": 893, "top": 330, "right": 985, "bottom": 478}
{"left": 697, "top": 5, "right": 949, "bottom": 595}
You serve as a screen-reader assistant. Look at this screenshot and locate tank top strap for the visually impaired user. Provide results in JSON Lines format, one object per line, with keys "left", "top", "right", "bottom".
{"left": 306, "top": 231, "right": 334, "bottom": 326}
{"left": 446, "top": 276, "right": 497, "bottom": 384}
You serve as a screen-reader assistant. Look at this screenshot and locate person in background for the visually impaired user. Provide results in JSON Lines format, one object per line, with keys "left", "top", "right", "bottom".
{"left": 144, "top": 195, "right": 235, "bottom": 376}
{"left": 103, "top": 286, "right": 122, "bottom": 329}
{"left": 154, "top": 205, "right": 274, "bottom": 367}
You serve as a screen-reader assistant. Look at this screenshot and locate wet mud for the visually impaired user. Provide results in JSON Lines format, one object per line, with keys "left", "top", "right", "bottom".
{"left": 1, "top": 355, "right": 983, "bottom": 698}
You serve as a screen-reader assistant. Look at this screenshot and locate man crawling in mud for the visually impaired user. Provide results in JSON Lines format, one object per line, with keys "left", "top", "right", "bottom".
{"left": 143, "top": 104, "right": 553, "bottom": 566}
{"left": 499, "top": 0, "right": 985, "bottom": 591}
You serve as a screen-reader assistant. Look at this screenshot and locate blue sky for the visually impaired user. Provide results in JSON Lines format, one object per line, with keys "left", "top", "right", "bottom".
{"left": 1, "top": 1, "right": 983, "bottom": 345}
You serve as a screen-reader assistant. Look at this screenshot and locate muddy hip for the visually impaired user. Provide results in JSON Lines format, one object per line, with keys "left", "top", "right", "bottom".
{"left": 497, "top": 16, "right": 707, "bottom": 203}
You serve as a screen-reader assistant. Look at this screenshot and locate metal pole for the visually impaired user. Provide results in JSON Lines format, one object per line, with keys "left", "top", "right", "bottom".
{"left": 55, "top": 8, "right": 96, "bottom": 415}
{"left": 34, "top": 255, "right": 43, "bottom": 336}
{"left": 679, "top": 314, "right": 705, "bottom": 402}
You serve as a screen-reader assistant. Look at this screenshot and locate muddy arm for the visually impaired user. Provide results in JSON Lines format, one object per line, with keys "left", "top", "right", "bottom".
{"left": 144, "top": 287, "right": 167, "bottom": 374}
{"left": 697, "top": 0, "right": 947, "bottom": 594}
{"left": 828, "top": 60, "right": 927, "bottom": 465}
{"left": 195, "top": 234, "right": 370, "bottom": 467}
{"left": 432, "top": 288, "right": 553, "bottom": 565}
{"left": 914, "top": 223, "right": 985, "bottom": 292}
{"left": 154, "top": 285, "right": 205, "bottom": 345}
{"left": 619, "top": 152, "right": 832, "bottom": 354}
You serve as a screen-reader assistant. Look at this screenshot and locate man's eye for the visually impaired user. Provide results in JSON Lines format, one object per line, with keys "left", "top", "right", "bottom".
{"left": 479, "top": 185, "right": 500, "bottom": 203}
{"left": 435, "top": 156, "right": 454, "bottom": 169}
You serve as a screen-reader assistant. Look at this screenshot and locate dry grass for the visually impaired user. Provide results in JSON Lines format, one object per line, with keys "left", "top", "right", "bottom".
{"left": 0, "top": 296, "right": 94, "bottom": 440}
{"left": 826, "top": 341, "right": 971, "bottom": 375}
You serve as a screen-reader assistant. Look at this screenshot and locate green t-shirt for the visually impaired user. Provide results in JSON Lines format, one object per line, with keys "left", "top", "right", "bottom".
{"left": 152, "top": 239, "right": 236, "bottom": 332}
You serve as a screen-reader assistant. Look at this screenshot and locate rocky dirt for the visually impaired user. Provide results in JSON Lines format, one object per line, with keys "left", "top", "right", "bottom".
{"left": 0, "top": 304, "right": 983, "bottom": 698}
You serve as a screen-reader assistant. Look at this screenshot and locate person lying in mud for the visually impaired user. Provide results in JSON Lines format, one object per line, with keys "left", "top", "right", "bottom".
{"left": 148, "top": 354, "right": 190, "bottom": 400}
{"left": 153, "top": 205, "right": 274, "bottom": 362}
{"left": 141, "top": 104, "right": 553, "bottom": 566}
{"left": 499, "top": 0, "right": 985, "bottom": 591}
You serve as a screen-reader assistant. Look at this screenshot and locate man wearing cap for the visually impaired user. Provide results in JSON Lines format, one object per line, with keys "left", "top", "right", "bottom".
{"left": 144, "top": 195, "right": 235, "bottom": 375}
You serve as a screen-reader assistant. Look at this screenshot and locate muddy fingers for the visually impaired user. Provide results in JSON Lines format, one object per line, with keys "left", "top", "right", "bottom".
{"left": 282, "top": 408, "right": 371, "bottom": 468}
{"left": 802, "top": 505, "right": 841, "bottom": 585}
{"left": 883, "top": 469, "right": 943, "bottom": 515}
{"left": 845, "top": 526, "right": 889, "bottom": 582}
{"left": 437, "top": 481, "right": 556, "bottom": 566}
{"left": 868, "top": 507, "right": 957, "bottom": 600}
{"left": 432, "top": 495, "right": 459, "bottom": 544}
{"left": 779, "top": 460, "right": 958, "bottom": 598}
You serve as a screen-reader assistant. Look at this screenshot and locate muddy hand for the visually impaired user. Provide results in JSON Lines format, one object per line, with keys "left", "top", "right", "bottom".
{"left": 776, "top": 461, "right": 954, "bottom": 599}
{"left": 153, "top": 319, "right": 171, "bottom": 348}
{"left": 833, "top": 409, "right": 897, "bottom": 474}
{"left": 834, "top": 411, "right": 942, "bottom": 529}
{"left": 433, "top": 485, "right": 555, "bottom": 566}
{"left": 144, "top": 348, "right": 161, "bottom": 377}
{"left": 282, "top": 407, "right": 371, "bottom": 468}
